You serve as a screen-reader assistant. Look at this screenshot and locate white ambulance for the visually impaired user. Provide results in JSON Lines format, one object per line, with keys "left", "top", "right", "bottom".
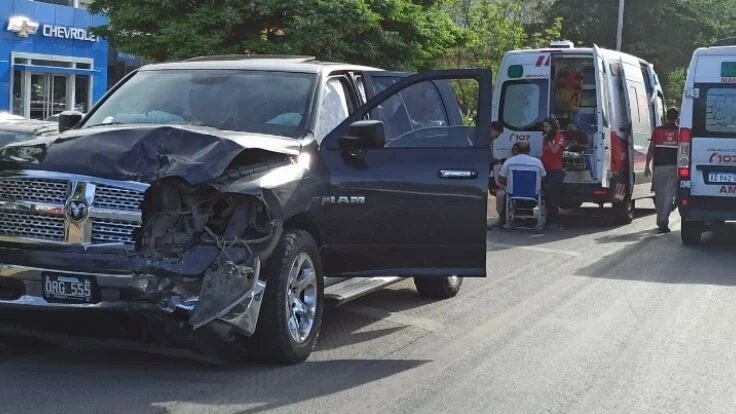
{"left": 491, "top": 41, "right": 665, "bottom": 223}
{"left": 678, "top": 45, "right": 736, "bottom": 244}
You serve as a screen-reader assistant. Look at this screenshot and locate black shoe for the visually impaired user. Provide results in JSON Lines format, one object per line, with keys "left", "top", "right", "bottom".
{"left": 657, "top": 226, "right": 670, "bottom": 233}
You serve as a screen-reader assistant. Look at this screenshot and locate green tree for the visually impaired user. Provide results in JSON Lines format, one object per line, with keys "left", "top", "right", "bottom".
{"left": 665, "top": 67, "right": 687, "bottom": 107}
{"left": 435, "top": 0, "right": 561, "bottom": 116}
{"left": 543, "top": 0, "right": 736, "bottom": 101}
{"left": 88, "top": 0, "right": 462, "bottom": 70}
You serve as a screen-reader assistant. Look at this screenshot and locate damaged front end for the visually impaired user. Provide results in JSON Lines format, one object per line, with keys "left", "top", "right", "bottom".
{"left": 129, "top": 176, "right": 283, "bottom": 337}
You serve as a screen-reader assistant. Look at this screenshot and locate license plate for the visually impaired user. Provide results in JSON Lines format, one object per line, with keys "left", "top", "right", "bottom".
{"left": 42, "top": 273, "right": 98, "bottom": 304}
{"left": 708, "top": 172, "right": 736, "bottom": 184}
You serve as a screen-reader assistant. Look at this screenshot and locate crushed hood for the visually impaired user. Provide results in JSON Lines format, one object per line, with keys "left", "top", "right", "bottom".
{"left": 0, "top": 125, "right": 301, "bottom": 185}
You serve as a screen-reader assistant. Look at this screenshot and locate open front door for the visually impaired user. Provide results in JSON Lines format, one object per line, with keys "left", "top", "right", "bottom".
{"left": 619, "top": 54, "right": 653, "bottom": 194}
{"left": 319, "top": 70, "right": 491, "bottom": 278}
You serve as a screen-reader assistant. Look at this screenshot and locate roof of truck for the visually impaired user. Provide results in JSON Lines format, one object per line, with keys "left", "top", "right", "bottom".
{"left": 693, "top": 45, "right": 736, "bottom": 56}
{"left": 503, "top": 46, "right": 652, "bottom": 65}
{"left": 138, "top": 55, "right": 383, "bottom": 74}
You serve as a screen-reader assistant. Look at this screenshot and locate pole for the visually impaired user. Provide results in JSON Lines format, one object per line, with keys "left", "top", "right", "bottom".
{"left": 616, "top": 0, "right": 625, "bottom": 51}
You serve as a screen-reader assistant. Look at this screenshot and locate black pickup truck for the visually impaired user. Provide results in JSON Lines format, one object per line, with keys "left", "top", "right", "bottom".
{"left": 0, "top": 56, "right": 491, "bottom": 363}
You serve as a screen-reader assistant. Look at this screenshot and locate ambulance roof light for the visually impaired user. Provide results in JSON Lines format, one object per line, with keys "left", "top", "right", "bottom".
{"left": 549, "top": 40, "right": 575, "bottom": 49}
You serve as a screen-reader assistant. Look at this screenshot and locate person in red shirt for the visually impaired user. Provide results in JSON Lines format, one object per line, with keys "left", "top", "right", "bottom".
{"left": 645, "top": 107, "right": 680, "bottom": 233}
{"left": 541, "top": 117, "right": 566, "bottom": 225}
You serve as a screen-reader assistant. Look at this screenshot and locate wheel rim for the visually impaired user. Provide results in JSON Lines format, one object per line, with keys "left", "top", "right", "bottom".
{"left": 285, "top": 252, "right": 318, "bottom": 344}
{"left": 447, "top": 275, "right": 459, "bottom": 286}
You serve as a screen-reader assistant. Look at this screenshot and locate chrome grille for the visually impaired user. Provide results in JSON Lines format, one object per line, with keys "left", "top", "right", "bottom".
{"left": 0, "top": 212, "right": 65, "bottom": 241}
{"left": 0, "top": 178, "right": 67, "bottom": 204}
{"left": 92, "top": 218, "right": 139, "bottom": 244}
{"left": 0, "top": 174, "right": 145, "bottom": 245}
{"left": 93, "top": 185, "right": 144, "bottom": 211}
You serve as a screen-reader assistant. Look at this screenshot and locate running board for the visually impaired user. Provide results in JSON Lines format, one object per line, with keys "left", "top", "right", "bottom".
{"left": 324, "top": 276, "right": 403, "bottom": 306}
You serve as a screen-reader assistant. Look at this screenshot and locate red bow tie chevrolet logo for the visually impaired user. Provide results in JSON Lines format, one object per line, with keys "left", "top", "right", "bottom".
{"left": 6, "top": 16, "right": 40, "bottom": 38}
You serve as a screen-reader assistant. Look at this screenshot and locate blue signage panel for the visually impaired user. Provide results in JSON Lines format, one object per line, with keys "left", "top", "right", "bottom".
{"left": 0, "top": 0, "right": 109, "bottom": 112}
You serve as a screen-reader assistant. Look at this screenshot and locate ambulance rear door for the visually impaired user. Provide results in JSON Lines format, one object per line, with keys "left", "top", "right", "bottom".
{"left": 619, "top": 53, "right": 653, "bottom": 194}
{"left": 593, "top": 45, "right": 612, "bottom": 187}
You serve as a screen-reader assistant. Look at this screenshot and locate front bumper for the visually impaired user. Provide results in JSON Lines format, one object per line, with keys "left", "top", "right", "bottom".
{"left": 678, "top": 193, "right": 736, "bottom": 222}
{"left": 0, "top": 256, "right": 266, "bottom": 337}
{"left": 0, "top": 264, "right": 158, "bottom": 310}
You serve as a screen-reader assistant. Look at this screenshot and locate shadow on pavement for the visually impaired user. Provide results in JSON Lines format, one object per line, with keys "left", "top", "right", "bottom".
{"left": 487, "top": 206, "right": 655, "bottom": 250}
{"left": 576, "top": 222, "right": 736, "bottom": 286}
{"left": 0, "top": 307, "right": 429, "bottom": 413}
{"left": 0, "top": 334, "right": 427, "bottom": 413}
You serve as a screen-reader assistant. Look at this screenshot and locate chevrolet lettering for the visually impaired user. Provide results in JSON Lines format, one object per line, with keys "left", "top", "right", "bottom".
{"left": 42, "top": 24, "right": 98, "bottom": 42}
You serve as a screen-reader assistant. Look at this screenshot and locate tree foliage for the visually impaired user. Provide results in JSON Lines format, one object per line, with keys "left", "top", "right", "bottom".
{"left": 88, "top": 0, "right": 462, "bottom": 70}
{"left": 544, "top": 0, "right": 736, "bottom": 104}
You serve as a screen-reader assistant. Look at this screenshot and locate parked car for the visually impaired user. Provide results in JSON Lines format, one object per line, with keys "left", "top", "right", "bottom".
{"left": 677, "top": 45, "right": 736, "bottom": 244}
{"left": 0, "top": 114, "right": 57, "bottom": 147}
{"left": 0, "top": 56, "right": 492, "bottom": 363}
{"left": 491, "top": 41, "right": 666, "bottom": 223}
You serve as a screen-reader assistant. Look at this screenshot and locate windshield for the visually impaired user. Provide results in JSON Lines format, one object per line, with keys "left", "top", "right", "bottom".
{"left": 82, "top": 70, "right": 316, "bottom": 138}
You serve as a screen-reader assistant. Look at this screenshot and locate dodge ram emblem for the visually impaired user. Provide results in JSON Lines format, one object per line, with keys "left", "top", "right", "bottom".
{"left": 65, "top": 199, "right": 90, "bottom": 223}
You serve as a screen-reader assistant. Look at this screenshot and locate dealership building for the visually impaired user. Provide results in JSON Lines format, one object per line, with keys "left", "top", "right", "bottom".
{"left": 1, "top": 0, "right": 143, "bottom": 119}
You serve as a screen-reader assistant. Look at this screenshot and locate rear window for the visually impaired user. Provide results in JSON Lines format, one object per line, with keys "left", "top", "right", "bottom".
{"left": 693, "top": 84, "right": 736, "bottom": 137}
{"left": 499, "top": 80, "right": 549, "bottom": 130}
{"left": 721, "top": 62, "right": 736, "bottom": 77}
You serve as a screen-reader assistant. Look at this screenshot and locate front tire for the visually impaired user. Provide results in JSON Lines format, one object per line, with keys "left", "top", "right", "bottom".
{"left": 248, "top": 230, "right": 323, "bottom": 364}
{"left": 681, "top": 220, "right": 703, "bottom": 246}
{"left": 414, "top": 276, "right": 463, "bottom": 299}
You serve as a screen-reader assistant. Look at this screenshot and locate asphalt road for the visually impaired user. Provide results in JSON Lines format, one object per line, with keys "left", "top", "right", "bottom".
{"left": 1, "top": 200, "right": 735, "bottom": 414}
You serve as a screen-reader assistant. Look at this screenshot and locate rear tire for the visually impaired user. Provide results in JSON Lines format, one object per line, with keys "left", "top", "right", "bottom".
{"left": 612, "top": 193, "right": 635, "bottom": 224}
{"left": 247, "top": 230, "right": 323, "bottom": 364}
{"left": 681, "top": 220, "right": 703, "bottom": 246}
{"left": 414, "top": 276, "right": 463, "bottom": 299}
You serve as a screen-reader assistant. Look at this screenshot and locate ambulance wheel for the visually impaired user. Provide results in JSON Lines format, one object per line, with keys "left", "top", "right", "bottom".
{"left": 414, "top": 276, "right": 463, "bottom": 299}
{"left": 612, "top": 194, "right": 635, "bottom": 224}
{"left": 681, "top": 220, "right": 703, "bottom": 246}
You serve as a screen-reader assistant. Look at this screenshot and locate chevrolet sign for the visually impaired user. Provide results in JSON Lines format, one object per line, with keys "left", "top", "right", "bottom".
{"left": 6, "top": 16, "right": 39, "bottom": 38}
{"left": 6, "top": 16, "right": 98, "bottom": 42}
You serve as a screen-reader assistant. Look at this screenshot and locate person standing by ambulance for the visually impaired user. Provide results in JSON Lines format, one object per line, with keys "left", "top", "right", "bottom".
{"left": 541, "top": 117, "right": 566, "bottom": 226}
{"left": 645, "top": 107, "right": 680, "bottom": 233}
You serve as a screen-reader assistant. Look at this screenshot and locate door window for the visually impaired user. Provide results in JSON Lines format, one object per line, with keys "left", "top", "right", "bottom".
{"left": 369, "top": 79, "right": 470, "bottom": 148}
{"left": 499, "top": 80, "right": 549, "bottom": 131}
{"left": 694, "top": 85, "right": 736, "bottom": 136}
{"left": 316, "top": 77, "right": 352, "bottom": 140}
{"left": 12, "top": 70, "right": 24, "bottom": 117}
{"left": 75, "top": 76, "right": 91, "bottom": 113}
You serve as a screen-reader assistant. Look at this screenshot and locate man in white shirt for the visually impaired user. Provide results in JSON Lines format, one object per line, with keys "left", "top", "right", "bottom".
{"left": 493, "top": 141, "right": 546, "bottom": 227}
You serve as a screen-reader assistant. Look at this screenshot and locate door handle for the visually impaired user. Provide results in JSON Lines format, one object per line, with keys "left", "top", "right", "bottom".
{"left": 439, "top": 169, "right": 478, "bottom": 179}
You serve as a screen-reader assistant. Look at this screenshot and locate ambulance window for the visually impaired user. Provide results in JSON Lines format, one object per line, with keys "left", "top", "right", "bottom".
{"left": 499, "top": 80, "right": 549, "bottom": 130}
{"left": 695, "top": 86, "right": 736, "bottom": 136}
{"left": 629, "top": 87, "right": 641, "bottom": 123}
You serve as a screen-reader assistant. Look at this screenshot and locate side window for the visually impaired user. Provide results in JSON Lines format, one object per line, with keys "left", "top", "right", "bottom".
{"left": 354, "top": 75, "right": 367, "bottom": 103}
{"left": 655, "top": 93, "right": 665, "bottom": 126}
{"left": 499, "top": 80, "right": 549, "bottom": 131}
{"left": 368, "top": 77, "right": 476, "bottom": 148}
{"left": 629, "top": 86, "right": 641, "bottom": 123}
{"left": 317, "top": 77, "right": 352, "bottom": 141}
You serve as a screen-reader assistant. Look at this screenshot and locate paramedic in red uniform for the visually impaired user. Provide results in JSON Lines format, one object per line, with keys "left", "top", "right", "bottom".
{"left": 645, "top": 107, "right": 680, "bottom": 233}
{"left": 541, "top": 117, "right": 566, "bottom": 225}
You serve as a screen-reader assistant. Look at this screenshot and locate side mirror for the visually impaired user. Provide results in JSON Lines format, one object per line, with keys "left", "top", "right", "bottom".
{"left": 58, "top": 110, "right": 83, "bottom": 132}
{"left": 338, "top": 120, "right": 385, "bottom": 151}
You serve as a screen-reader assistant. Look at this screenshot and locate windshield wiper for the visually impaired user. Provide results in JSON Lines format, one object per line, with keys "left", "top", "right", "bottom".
{"left": 84, "top": 122, "right": 126, "bottom": 128}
